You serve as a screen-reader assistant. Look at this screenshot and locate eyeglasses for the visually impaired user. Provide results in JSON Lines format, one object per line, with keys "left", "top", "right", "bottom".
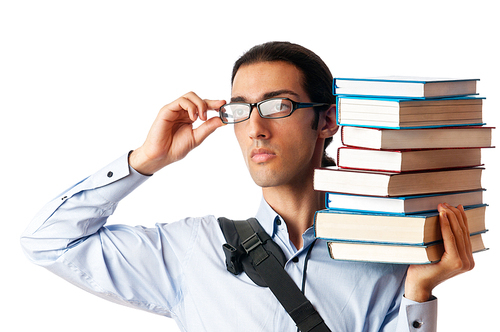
{"left": 219, "top": 97, "right": 330, "bottom": 124}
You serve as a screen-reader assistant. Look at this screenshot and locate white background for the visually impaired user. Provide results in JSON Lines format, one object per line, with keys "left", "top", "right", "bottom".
{"left": 2, "top": 0, "right": 498, "bottom": 331}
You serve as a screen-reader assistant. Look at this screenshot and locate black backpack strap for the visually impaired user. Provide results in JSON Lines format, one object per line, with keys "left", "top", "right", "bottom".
{"left": 218, "top": 217, "right": 331, "bottom": 332}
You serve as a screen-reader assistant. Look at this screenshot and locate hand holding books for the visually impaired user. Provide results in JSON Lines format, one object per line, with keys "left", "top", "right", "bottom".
{"left": 404, "top": 203, "right": 475, "bottom": 302}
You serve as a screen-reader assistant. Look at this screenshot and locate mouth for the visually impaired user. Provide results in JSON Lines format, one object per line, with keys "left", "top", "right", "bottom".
{"left": 250, "top": 148, "right": 276, "bottom": 164}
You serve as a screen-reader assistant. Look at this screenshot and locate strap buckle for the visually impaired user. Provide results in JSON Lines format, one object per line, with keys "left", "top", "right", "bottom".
{"left": 222, "top": 232, "right": 265, "bottom": 275}
{"left": 241, "top": 233, "right": 262, "bottom": 254}
{"left": 223, "top": 243, "right": 243, "bottom": 275}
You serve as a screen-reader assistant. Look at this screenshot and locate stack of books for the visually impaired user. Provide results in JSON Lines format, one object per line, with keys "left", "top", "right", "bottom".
{"left": 313, "top": 77, "right": 493, "bottom": 264}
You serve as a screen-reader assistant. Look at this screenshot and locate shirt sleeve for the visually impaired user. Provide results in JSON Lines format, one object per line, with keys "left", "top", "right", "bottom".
{"left": 20, "top": 153, "right": 190, "bottom": 317}
{"left": 395, "top": 296, "right": 438, "bottom": 332}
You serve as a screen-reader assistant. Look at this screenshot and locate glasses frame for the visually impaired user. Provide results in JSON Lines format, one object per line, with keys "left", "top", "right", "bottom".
{"left": 219, "top": 97, "right": 330, "bottom": 124}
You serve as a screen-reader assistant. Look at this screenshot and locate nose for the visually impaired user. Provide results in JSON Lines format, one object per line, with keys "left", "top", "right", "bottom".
{"left": 246, "top": 105, "right": 271, "bottom": 139}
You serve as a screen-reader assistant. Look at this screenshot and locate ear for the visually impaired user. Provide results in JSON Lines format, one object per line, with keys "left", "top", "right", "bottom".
{"left": 318, "top": 104, "right": 339, "bottom": 138}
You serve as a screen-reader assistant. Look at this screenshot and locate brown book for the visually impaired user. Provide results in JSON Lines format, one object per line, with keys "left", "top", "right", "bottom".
{"left": 337, "top": 96, "right": 483, "bottom": 128}
{"left": 337, "top": 146, "right": 483, "bottom": 172}
{"left": 313, "top": 167, "right": 483, "bottom": 197}
{"left": 341, "top": 126, "right": 493, "bottom": 150}
{"left": 314, "top": 205, "right": 487, "bottom": 245}
{"left": 334, "top": 77, "right": 478, "bottom": 98}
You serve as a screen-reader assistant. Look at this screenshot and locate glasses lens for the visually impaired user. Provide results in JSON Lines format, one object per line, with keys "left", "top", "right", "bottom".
{"left": 259, "top": 99, "right": 293, "bottom": 118}
{"left": 220, "top": 104, "right": 250, "bottom": 123}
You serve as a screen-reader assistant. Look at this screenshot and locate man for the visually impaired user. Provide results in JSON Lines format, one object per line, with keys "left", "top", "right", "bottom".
{"left": 21, "top": 42, "right": 474, "bottom": 331}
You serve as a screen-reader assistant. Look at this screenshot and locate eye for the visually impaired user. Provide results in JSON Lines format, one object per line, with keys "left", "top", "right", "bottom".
{"left": 263, "top": 99, "right": 292, "bottom": 117}
{"left": 272, "top": 102, "right": 291, "bottom": 113}
{"left": 220, "top": 104, "right": 250, "bottom": 123}
{"left": 233, "top": 106, "right": 248, "bottom": 118}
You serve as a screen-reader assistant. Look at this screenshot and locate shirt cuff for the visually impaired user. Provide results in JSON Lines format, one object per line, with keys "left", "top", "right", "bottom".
{"left": 397, "top": 296, "right": 437, "bottom": 332}
{"left": 90, "top": 152, "right": 151, "bottom": 203}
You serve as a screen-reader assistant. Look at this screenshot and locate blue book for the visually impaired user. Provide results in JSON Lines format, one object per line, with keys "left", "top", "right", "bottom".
{"left": 325, "top": 190, "right": 485, "bottom": 215}
{"left": 336, "top": 95, "right": 485, "bottom": 129}
{"left": 314, "top": 204, "right": 487, "bottom": 246}
{"left": 333, "top": 76, "right": 479, "bottom": 99}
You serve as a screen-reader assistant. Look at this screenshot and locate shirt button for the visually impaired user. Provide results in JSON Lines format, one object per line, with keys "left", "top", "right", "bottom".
{"left": 292, "top": 257, "right": 299, "bottom": 263}
{"left": 107, "top": 171, "right": 114, "bottom": 178}
{"left": 412, "top": 321, "right": 423, "bottom": 329}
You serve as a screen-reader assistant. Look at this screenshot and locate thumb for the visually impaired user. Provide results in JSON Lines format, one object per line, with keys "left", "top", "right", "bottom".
{"left": 193, "top": 116, "right": 225, "bottom": 147}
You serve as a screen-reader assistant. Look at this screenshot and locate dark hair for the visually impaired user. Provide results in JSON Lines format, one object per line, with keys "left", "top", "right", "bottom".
{"left": 231, "top": 41, "right": 336, "bottom": 167}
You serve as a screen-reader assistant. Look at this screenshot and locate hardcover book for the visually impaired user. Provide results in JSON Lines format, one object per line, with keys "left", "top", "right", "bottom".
{"left": 326, "top": 233, "right": 486, "bottom": 264}
{"left": 337, "top": 146, "right": 483, "bottom": 172}
{"left": 334, "top": 76, "right": 478, "bottom": 99}
{"left": 337, "top": 95, "right": 484, "bottom": 128}
{"left": 313, "top": 167, "right": 483, "bottom": 197}
{"left": 314, "top": 205, "right": 487, "bottom": 245}
{"left": 325, "top": 190, "right": 484, "bottom": 215}
{"left": 340, "top": 126, "right": 493, "bottom": 150}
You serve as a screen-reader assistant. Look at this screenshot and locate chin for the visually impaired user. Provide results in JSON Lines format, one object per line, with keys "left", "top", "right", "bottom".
{"left": 249, "top": 171, "right": 281, "bottom": 188}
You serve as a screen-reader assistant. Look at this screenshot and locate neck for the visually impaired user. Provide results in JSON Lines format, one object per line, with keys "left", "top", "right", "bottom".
{"left": 262, "top": 175, "right": 325, "bottom": 250}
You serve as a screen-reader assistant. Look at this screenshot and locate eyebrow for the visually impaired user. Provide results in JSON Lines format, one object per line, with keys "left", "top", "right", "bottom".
{"left": 230, "top": 89, "right": 300, "bottom": 103}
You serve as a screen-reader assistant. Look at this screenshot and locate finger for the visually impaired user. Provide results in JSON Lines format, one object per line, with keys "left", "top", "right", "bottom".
{"left": 159, "top": 97, "right": 197, "bottom": 123}
{"left": 178, "top": 94, "right": 226, "bottom": 121}
{"left": 163, "top": 97, "right": 210, "bottom": 123}
{"left": 445, "top": 203, "right": 467, "bottom": 231}
{"left": 444, "top": 203, "right": 472, "bottom": 258}
{"left": 179, "top": 96, "right": 202, "bottom": 122}
{"left": 458, "top": 204, "right": 475, "bottom": 269}
{"left": 204, "top": 99, "right": 227, "bottom": 109}
{"left": 438, "top": 204, "right": 459, "bottom": 260}
{"left": 442, "top": 204, "right": 467, "bottom": 256}
{"left": 162, "top": 92, "right": 205, "bottom": 122}
{"left": 180, "top": 93, "right": 224, "bottom": 121}
{"left": 440, "top": 204, "right": 473, "bottom": 272}
{"left": 200, "top": 99, "right": 227, "bottom": 121}
{"left": 184, "top": 91, "right": 215, "bottom": 120}
{"left": 457, "top": 205, "right": 470, "bottom": 233}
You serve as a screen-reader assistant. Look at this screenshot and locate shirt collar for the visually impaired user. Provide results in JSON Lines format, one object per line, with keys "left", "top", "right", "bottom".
{"left": 254, "top": 196, "right": 317, "bottom": 252}
{"left": 255, "top": 197, "right": 280, "bottom": 237}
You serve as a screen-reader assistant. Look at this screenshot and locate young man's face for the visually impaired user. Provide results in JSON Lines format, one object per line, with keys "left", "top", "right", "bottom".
{"left": 231, "top": 61, "right": 326, "bottom": 189}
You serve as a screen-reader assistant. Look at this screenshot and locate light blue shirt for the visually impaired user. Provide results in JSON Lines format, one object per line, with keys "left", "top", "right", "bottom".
{"left": 21, "top": 153, "right": 437, "bottom": 332}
